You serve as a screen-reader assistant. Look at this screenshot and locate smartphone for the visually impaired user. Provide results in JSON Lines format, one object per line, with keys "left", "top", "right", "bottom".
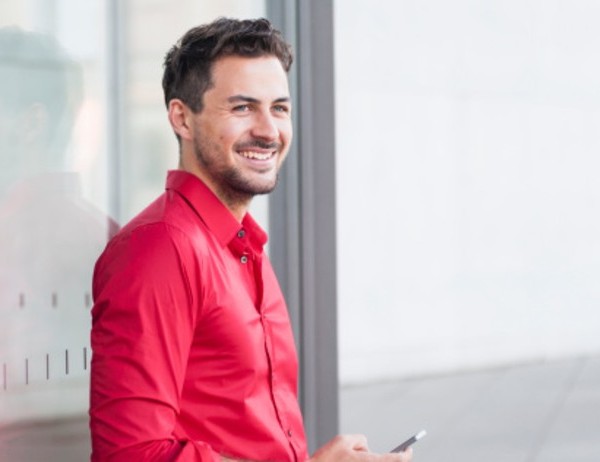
{"left": 390, "top": 430, "right": 427, "bottom": 453}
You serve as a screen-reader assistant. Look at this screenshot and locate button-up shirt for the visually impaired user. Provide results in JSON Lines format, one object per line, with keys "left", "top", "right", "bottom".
{"left": 90, "top": 170, "right": 307, "bottom": 461}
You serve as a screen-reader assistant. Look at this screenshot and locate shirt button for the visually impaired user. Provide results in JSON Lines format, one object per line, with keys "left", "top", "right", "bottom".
{"left": 237, "top": 229, "right": 246, "bottom": 238}
{"left": 287, "top": 429, "right": 292, "bottom": 437}
{"left": 240, "top": 255, "right": 248, "bottom": 264}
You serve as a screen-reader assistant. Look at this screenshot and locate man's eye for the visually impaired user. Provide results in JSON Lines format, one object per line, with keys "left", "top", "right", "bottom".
{"left": 273, "top": 105, "right": 290, "bottom": 113}
{"left": 233, "top": 104, "right": 250, "bottom": 112}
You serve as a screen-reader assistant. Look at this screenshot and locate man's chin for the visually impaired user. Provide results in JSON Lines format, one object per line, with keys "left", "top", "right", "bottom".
{"left": 244, "top": 182, "right": 278, "bottom": 196}
{"left": 234, "top": 177, "right": 279, "bottom": 197}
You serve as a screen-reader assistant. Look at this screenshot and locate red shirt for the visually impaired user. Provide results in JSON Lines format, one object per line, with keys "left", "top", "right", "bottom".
{"left": 90, "top": 170, "right": 308, "bottom": 461}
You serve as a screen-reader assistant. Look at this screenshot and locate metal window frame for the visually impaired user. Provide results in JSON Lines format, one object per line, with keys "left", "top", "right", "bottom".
{"left": 107, "top": 0, "right": 126, "bottom": 224}
{"left": 267, "top": 0, "right": 338, "bottom": 453}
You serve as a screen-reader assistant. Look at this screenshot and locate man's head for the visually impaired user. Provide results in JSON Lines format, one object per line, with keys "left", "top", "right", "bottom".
{"left": 163, "top": 18, "right": 294, "bottom": 217}
{"left": 162, "top": 17, "right": 292, "bottom": 115}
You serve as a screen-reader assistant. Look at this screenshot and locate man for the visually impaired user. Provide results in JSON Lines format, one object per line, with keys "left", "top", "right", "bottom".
{"left": 90, "top": 18, "right": 413, "bottom": 462}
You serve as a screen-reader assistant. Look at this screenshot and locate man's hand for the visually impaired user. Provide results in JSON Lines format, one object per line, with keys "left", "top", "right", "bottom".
{"left": 309, "top": 435, "right": 413, "bottom": 462}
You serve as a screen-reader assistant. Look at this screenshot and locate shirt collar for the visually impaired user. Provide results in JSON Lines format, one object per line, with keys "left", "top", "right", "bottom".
{"left": 165, "top": 170, "right": 267, "bottom": 254}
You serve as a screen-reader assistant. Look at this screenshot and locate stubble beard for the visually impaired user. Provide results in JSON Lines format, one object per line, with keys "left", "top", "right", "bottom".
{"left": 193, "top": 136, "right": 280, "bottom": 207}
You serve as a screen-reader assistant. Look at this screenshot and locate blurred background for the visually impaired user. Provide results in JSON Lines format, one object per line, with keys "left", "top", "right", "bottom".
{"left": 1, "top": 1, "right": 599, "bottom": 461}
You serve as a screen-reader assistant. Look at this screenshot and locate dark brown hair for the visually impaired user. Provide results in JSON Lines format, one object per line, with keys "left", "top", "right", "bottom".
{"left": 162, "top": 17, "right": 293, "bottom": 113}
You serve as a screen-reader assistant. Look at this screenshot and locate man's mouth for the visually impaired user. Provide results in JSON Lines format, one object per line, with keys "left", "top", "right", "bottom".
{"left": 238, "top": 150, "right": 276, "bottom": 161}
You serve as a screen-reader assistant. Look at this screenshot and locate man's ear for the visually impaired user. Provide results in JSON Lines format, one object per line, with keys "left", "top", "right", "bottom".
{"left": 168, "top": 99, "right": 194, "bottom": 141}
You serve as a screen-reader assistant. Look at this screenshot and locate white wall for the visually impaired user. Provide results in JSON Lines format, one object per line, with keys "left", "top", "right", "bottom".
{"left": 335, "top": 0, "right": 600, "bottom": 384}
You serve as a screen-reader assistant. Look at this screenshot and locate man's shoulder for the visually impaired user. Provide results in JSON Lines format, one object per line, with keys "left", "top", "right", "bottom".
{"left": 122, "top": 189, "right": 205, "bottom": 234}
{"left": 93, "top": 191, "right": 215, "bottom": 286}
{"left": 104, "top": 190, "right": 213, "bottom": 257}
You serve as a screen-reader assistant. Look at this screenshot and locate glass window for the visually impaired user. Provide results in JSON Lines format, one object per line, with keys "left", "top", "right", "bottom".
{"left": 0, "top": 1, "right": 267, "bottom": 459}
{"left": 0, "top": 0, "right": 111, "bottom": 425}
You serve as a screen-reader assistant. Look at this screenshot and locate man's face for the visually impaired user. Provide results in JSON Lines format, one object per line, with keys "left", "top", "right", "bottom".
{"left": 188, "top": 55, "right": 292, "bottom": 204}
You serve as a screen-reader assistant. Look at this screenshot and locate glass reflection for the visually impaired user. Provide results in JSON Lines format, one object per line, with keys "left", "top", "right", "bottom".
{"left": 0, "top": 27, "right": 115, "bottom": 426}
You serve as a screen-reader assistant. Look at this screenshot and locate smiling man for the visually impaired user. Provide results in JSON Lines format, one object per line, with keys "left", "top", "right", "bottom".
{"left": 89, "top": 18, "right": 413, "bottom": 462}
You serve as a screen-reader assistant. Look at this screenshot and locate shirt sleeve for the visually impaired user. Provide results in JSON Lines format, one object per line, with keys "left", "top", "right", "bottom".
{"left": 90, "top": 223, "right": 218, "bottom": 462}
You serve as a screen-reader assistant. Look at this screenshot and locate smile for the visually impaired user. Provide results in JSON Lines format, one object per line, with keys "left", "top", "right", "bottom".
{"left": 238, "top": 150, "right": 276, "bottom": 161}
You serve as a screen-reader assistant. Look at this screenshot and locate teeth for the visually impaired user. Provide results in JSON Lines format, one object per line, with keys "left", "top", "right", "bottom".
{"left": 239, "top": 151, "right": 274, "bottom": 160}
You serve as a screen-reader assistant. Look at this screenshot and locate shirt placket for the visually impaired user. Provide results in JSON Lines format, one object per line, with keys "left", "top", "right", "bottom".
{"left": 236, "top": 228, "right": 298, "bottom": 461}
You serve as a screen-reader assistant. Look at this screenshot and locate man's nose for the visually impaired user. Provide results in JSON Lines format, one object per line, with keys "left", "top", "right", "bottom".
{"left": 251, "top": 111, "right": 278, "bottom": 141}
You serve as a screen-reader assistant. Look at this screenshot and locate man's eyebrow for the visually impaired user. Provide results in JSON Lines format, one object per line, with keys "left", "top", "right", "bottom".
{"left": 227, "top": 95, "right": 259, "bottom": 104}
{"left": 227, "top": 95, "right": 291, "bottom": 104}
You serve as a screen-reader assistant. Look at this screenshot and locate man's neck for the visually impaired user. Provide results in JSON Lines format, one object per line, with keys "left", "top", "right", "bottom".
{"left": 178, "top": 163, "right": 251, "bottom": 222}
{"left": 212, "top": 184, "right": 251, "bottom": 222}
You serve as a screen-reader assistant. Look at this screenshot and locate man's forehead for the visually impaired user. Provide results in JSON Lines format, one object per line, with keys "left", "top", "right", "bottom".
{"left": 209, "top": 55, "right": 289, "bottom": 96}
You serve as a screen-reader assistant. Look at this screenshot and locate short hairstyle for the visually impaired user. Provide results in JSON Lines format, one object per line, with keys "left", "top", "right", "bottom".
{"left": 162, "top": 17, "right": 293, "bottom": 113}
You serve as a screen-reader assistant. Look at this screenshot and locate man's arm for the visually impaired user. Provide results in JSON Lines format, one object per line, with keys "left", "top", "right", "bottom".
{"left": 90, "top": 223, "right": 218, "bottom": 461}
